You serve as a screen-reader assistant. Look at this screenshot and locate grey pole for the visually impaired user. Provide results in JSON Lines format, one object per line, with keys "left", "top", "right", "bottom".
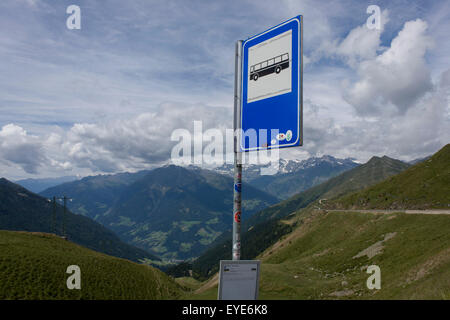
{"left": 233, "top": 40, "right": 243, "bottom": 261}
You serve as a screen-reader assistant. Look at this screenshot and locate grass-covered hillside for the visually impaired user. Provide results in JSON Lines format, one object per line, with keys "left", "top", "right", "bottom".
{"left": 192, "top": 210, "right": 450, "bottom": 299}
{"left": 0, "top": 231, "right": 183, "bottom": 299}
{"left": 326, "top": 144, "right": 450, "bottom": 210}
{"left": 190, "top": 146, "right": 449, "bottom": 299}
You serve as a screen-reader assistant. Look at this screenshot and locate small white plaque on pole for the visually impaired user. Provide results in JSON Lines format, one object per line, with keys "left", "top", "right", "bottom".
{"left": 218, "top": 260, "right": 260, "bottom": 300}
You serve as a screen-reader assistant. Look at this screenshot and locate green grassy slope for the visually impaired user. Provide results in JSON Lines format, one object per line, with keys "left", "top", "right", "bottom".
{"left": 327, "top": 144, "right": 450, "bottom": 210}
{"left": 190, "top": 146, "right": 449, "bottom": 299}
{"left": 193, "top": 210, "right": 450, "bottom": 299}
{"left": 0, "top": 231, "right": 183, "bottom": 299}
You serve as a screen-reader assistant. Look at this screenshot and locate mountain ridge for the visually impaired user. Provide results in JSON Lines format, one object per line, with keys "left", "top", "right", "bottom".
{"left": 14, "top": 176, "right": 79, "bottom": 193}
{"left": 325, "top": 144, "right": 450, "bottom": 210}
{"left": 193, "top": 155, "right": 360, "bottom": 199}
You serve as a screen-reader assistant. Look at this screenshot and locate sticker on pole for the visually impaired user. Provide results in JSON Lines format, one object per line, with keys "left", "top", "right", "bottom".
{"left": 240, "top": 15, "right": 302, "bottom": 152}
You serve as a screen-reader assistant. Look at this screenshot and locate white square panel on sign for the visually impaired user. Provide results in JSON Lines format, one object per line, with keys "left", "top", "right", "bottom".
{"left": 247, "top": 29, "right": 292, "bottom": 104}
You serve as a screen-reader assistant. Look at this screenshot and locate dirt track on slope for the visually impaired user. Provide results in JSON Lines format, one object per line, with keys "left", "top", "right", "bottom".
{"left": 324, "top": 209, "right": 450, "bottom": 215}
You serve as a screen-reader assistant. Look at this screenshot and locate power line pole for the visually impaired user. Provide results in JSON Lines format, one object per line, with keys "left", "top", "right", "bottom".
{"left": 52, "top": 196, "right": 56, "bottom": 235}
{"left": 232, "top": 40, "right": 243, "bottom": 261}
{"left": 53, "top": 195, "right": 71, "bottom": 239}
{"left": 62, "top": 195, "right": 69, "bottom": 239}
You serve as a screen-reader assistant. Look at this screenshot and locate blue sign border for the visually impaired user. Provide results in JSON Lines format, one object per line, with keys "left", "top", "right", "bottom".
{"left": 240, "top": 16, "right": 302, "bottom": 152}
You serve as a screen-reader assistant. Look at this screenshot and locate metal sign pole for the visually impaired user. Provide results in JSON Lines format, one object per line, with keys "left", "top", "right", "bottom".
{"left": 232, "top": 154, "right": 242, "bottom": 260}
{"left": 233, "top": 40, "right": 243, "bottom": 261}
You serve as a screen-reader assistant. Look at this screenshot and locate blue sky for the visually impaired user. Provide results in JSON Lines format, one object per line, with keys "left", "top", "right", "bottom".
{"left": 0, "top": 0, "right": 449, "bottom": 179}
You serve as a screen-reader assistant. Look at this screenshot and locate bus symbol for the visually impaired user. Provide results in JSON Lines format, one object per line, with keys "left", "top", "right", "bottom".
{"left": 249, "top": 53, "right": 289, "bottom": 81}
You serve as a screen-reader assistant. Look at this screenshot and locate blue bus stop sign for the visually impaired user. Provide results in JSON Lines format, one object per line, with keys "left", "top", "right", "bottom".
{"left": 239, "top": 16, "right": 302, "bottom": 152}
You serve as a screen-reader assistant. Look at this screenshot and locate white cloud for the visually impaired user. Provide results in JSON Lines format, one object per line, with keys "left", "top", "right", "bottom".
{"left": 49, "top": 102, "right": 232, "bottom": 173}
{"left": 336, "top": 10, "right": 390, "bottom": 66}
{"left": 344, "top": 19, "right": 434, "bottom": 116}
{"left": 288, "top": 67, "right": 450, "bottom": 162}
{"left": 0, "top": 124, "right": 46, "bottom": 173}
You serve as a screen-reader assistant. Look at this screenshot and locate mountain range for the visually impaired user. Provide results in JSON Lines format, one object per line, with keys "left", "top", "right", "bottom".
{"left": 201, "top": 156, "right": 359, "bottom": 199}
{"left": 17, "top": 155, "right": 356, "bottom": 197}
{"left": 36, "top": 155, "right": 398, "bottom": 261}
{"left": 15, "top": 176, "right": 79, "bottom": 193}
{"left": 41, "top": 165, "right": 278, "bottom": 260}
